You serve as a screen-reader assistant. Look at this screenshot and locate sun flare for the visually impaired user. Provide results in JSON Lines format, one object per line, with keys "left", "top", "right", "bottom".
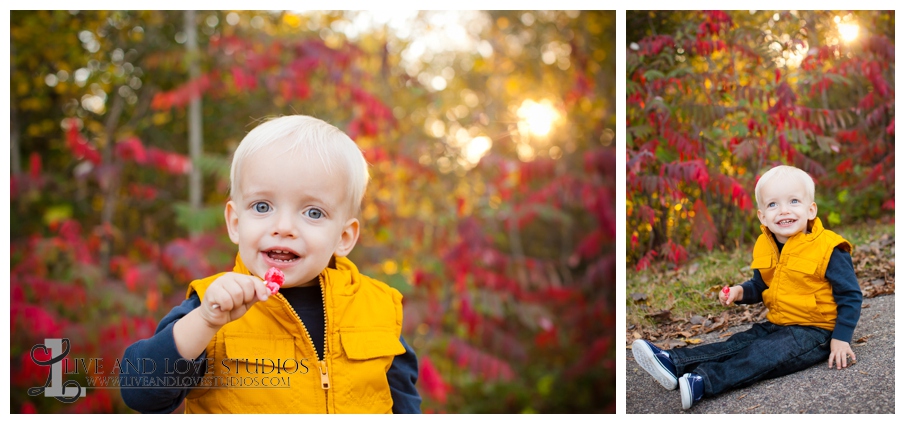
{"left": 517, "top": 99, "right": 559, "bottom": 137}
{"left": 838, "top": 23, "right": 859, "bottom": 43}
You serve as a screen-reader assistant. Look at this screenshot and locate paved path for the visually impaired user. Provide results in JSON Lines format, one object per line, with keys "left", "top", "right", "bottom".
{"left": 626, "top": 294, "right": 895, "bottom": 414}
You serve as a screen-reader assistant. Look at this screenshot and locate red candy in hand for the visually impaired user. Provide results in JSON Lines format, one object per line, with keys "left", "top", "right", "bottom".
{"left": 722, "top": 286, "right": 730, "bottom": 304}
{"left": 265, "top": 267, "right": 285, "bottom": 295}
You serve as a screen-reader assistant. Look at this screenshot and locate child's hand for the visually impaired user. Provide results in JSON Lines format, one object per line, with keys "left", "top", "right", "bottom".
{"left": 828, "top": 339, "right": 856, "bottom": 369}
{"left": 199, "top": 272, "right": 272, "bottom": 328}
{"left": 720, "top": 286, "right": 743, "bottom": 306}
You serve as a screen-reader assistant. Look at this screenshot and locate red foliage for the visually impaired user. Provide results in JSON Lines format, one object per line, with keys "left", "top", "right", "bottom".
{"left": 636, "top": 35, "right": 675, "bottom": 56}
{"left": 446, "top": 338, "right": 515, "bottom": 382}
{"left": 65, "top": 123, "right": 101, "bottom": 165}
{"left": 691, "top": 199, "right": 718, "bottom": 251}
{"left": 145, "top": 147, "right": 191, "bottom": 175}
{"left": 151, "top": 72, "right": 214, "bottom": 110}
{"left": 418, "top": 356, "right": 449, "bottom": 403}
{"left": 635, "top": 249, "right": 658, "bottom": 272}
{"left": 20, "top": 402, "right": 37, "bottom": 414}
{"left": 628, "top": 10, "right": 893, "bottom": 271}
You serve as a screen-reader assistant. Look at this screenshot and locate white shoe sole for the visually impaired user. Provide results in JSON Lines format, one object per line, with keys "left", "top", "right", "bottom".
{"left": 680, "top": 376, "right": 694, "bottom": 409}
{"left": 632, "top": 340, "right": 677, "bottom": 390}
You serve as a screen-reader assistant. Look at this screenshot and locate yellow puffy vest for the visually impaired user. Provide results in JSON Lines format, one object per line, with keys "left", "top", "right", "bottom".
{"left": 751, "top": 217, "right": 852, "bottom": 331}
{"left": 182, "top": 254, "right": 406, "bottom": 413}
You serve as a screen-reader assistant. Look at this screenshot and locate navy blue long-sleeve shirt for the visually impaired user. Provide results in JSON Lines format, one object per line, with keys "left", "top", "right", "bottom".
{"left": 738, "top": 240, "right": 862, "bottom": 343}
{"left": 120, "top": 290, "right": 421, "bottom": 413}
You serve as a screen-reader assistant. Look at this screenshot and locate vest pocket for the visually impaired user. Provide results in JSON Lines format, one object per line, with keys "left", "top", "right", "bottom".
{"left": 786, "top": 257, "right": 818, "bottom": 275}
{"left": 220, "top": 332, "right": 305, "bottom": 410}
{"left": 337, "top": 328, "right": 405, "bottom": 412}
{"left": 776, "top": 294, "right": 826, "bottom": 325}
{"left": 224, "top": 332, "right": 299, "bottom": 370}
{"left": 340, "top": 329, "right": 406, "bottom": 360}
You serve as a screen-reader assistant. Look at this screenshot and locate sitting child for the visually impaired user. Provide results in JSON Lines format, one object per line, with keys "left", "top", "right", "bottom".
{"left": 632, "top": 165, "right": 861, "bottom": 409}
{"left": 120, "top": 115, "right": 421, "bottom": 413}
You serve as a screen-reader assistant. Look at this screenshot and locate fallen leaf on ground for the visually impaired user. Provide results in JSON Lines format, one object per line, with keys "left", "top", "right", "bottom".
{"left": 747, "top": 405, "right": 761, "bottom": 410}
{"left": 646, "top": 309, "right": 673, "bottom": 323}
{"left": 737, "top": 394, "right": 747, "bottom": 400}
{"left": 684, "top": 338, "right": 703, "bottom": 344}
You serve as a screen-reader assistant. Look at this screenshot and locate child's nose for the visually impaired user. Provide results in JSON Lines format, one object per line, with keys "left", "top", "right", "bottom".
{"left": 272, "top": 210, "right": 298, "bottom": 237}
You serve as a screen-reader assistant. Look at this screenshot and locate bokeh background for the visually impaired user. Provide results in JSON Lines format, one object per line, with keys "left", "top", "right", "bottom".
{"left": 10, "top": 11, "right": 616, "bottom": 413}
{"left": 626, "top": 10, "right": 894, "bottom": 270}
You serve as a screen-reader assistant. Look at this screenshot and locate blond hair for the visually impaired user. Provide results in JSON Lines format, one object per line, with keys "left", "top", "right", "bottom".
{"left": 229, "top": 115, "right": 369, "bottom": 215}
{"left": 754, "top": 165, "right": 815, "bottom": 209}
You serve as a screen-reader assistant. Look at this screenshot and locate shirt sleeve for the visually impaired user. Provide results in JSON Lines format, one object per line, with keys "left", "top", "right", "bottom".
{"left": 388, "top": 335, "right": 422, "bottom": 413}
{"left": 738, "top": 269, "right": 767, "bottom": 304}
{"left": 119, "top": 293, "right": 206, "bottom": 414}
{"left": 825, "top": 247, "right": 862, "bottom": 343}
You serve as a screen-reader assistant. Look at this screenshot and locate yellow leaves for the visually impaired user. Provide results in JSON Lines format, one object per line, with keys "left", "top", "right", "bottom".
{"left": 381, "top": 260, "right": 398, "bottom": 275}
{"left": 376, "top": 187, "right": 392, "bottom": 201}
{"left": 20, "top": 97, "right": 45, "bottom": 111}
{"left": 489, "top": 194, "right": 501, "bottom": 210}
{"left": 362, "top": 202, "right": 378, "bottom": 222}
{"left": 43, "top": 204, "right": 73, "bottom": 226}
{"left": 282, "top": 13, "right": 301, "bottom": 28}
{"left": 505, "top": 77, "right": 521, "bottom": 96}
{"left": 684, "top": 338, "right": 703, "bottom": 344}
{"left": 418, "top": 197, "right": 434, "bottom": 217}
{"left": 26, "top": 120, "right": 56, "bottom": 137}
{"left": 152, "top": 112, "right": 170, "bottom": 126}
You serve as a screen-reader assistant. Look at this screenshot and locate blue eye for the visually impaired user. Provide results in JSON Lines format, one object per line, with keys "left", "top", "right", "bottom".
{"left": 791, "top": 199, "right": 800, "bottom": 204}
{"left": 253, "top": 202, "right": 271, "bottom": 213}
{"left": 305, "top": 208, "right": 323, "bottom": 219}
{"left": 768, "top": 202, "right": 776, "bottom": 208}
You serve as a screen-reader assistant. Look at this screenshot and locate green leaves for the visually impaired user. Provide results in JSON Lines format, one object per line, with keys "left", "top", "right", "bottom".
{"left": 172, "top": 202, "right": 224, "bottom": 234}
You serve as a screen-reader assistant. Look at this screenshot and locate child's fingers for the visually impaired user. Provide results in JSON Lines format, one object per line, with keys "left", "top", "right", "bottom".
{"left": 208, "top": 292, "right": 235, "bottom": 312}
{"left": 237, "top": 275, "right": 261, "bottom": 305}
{"left": 253, "top": 277, "right": 272, "bottom": 301}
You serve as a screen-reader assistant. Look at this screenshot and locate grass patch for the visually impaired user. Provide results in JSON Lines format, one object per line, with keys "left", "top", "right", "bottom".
{"left": 626, "top": 219, "right": 894, "bottom": 329}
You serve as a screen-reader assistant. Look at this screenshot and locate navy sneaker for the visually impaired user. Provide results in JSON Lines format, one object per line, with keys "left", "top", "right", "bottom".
{"left": 680, "top": 373, "right": 704, "bottom": 409}
{"left": 631, "top": 339, "right": 678, "bottom": 390}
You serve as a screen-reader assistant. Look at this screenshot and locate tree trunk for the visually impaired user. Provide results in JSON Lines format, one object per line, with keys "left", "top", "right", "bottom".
{"left": 186, "top": 10, "right": 204, "bottom": 223}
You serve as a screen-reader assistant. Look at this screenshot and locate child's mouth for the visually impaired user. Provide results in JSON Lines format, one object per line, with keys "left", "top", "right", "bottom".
{"left": 265, "top": 249, "right": 300, "bottom": 263}
{"left": 777, "top": 219, "right": 796, "bottom": 226}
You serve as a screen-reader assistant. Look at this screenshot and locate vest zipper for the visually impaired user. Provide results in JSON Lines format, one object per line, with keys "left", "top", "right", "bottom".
{"left": 275, "top": 273, "right": 330, "bottom": 413}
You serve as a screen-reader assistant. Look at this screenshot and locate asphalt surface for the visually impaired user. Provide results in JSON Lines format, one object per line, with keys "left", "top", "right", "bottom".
{"left": 626, "top": 294, "right": 896, "bottom": 414}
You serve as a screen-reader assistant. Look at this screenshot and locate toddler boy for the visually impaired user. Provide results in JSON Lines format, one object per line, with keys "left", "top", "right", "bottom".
{"left": 121, "top": 115, "right": 421, "bottom": 413}
{"left": 632, "top": 165, "right": 861, "bottom": 409}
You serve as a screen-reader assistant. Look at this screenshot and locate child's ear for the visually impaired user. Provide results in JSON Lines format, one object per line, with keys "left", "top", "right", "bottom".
{"left": 756, "top": 208, "right": 767, "bottom": 226}
{"left": 224, "top": 200, "right": 240, "bottom": 245}
{"left": 808, "top": 201, "right": 818, "bottom": 220}
{"left": 334, "top": 218, "right": 360, "bottom": 257}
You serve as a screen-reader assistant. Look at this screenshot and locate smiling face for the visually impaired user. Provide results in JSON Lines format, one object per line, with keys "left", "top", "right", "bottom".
{"left": 756, "top": 176, "right": 817, "bottom": 243}
{"left": 225, "top": 142, "right": 359, "bottom": 287}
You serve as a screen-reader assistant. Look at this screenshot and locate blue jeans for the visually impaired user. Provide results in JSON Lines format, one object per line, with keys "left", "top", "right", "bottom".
{"left": 666, "top": 322, "right": 832, "bottom": 397}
